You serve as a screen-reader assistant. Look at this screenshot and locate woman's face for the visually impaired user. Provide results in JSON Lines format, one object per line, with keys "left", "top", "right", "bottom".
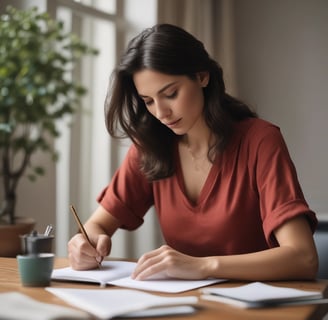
{"left": 133, "top": 69, "right": 209, "bottom": 135}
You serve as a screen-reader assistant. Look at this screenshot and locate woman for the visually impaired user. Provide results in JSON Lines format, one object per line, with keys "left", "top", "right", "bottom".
{"left": 68, "top": 24, "right": 318, "bottom": 281}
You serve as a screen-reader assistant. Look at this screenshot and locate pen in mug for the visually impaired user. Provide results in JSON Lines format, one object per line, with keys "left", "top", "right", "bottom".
{"left": 69, "top": 204, "right": 102, "bottom": 269}
{"left": 44, "top": 224, "right": 53, "bottom": 236}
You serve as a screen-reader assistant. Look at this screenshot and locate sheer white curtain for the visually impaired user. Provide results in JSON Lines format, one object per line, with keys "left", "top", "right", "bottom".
{"left": 51, "top": 0, "right": 118, "bottom": 257}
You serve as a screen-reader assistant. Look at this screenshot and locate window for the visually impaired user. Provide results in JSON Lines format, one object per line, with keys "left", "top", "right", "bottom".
{"left": 49, "top": 0, "right": 158, "bottom": 257}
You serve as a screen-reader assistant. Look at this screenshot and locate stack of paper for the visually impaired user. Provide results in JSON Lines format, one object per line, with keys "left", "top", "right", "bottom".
{"left": 201, "top": 282, "right": 327, "bottom": 308}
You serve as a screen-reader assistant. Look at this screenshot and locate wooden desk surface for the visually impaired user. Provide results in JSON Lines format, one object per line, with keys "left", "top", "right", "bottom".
{"left": 1, "top": 257, "right": 328, "bottom": 320}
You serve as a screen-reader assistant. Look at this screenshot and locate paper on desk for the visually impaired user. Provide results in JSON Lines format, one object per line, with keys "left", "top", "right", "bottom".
{"left": 201, "top": 282, "right": 324, "bottom": 308}
{"left": 110, "top": 276, "right": 225, "bottom": 293}
{"left": 46, "top": 287, "right": 198, "bottom": 320}
{"left": 0, "top": 292, "right": 90, "bottom": 320}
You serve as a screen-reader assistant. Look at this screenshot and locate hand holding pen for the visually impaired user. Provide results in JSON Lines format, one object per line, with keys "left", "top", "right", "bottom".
{"left": 69, "top": 205, "right": 102, "bottom": 269}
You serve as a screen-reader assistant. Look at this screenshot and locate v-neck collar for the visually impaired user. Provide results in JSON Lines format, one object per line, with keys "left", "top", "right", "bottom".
{"left": 173, "top": 119, "right": 256, "bottom": 210}
{"left": 174, "top": 143, "right": 222, "bottom": 210}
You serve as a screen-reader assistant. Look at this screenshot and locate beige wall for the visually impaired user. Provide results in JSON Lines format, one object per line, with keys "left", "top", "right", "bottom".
{"left": 232, "top": 0, "right": 328, "bottom": 215}
{"left": 16, "top": 151, "right": 56, "bottom": 236}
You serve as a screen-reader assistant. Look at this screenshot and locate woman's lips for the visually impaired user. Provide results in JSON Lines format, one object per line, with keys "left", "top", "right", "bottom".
{"left": 165, "top": 118, "right": 182, "bottom": 128}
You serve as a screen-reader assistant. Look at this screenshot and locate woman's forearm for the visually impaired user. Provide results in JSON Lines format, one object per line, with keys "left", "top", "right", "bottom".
{"left": 84, "top": 205, "right": 120, "bottom": 242}
{"left": 204, "top": 246, "right": 318, "bottom": 281}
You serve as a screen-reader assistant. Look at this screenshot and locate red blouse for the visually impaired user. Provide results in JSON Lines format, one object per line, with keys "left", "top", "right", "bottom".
{"left": 98, "top": 118, "right": 317, "bottom": 257}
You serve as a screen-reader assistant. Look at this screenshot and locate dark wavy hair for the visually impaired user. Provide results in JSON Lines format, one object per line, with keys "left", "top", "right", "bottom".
{"left": 105, "top": 23, "right": 257, "bottom": 181}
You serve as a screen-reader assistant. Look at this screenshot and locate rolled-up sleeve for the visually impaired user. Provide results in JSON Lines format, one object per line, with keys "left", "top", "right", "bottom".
{"left": 97, "top": 145, "right": 154, "bottom": 230}
{"left": 252, "top": 125, "right": 317, "bottom": 246}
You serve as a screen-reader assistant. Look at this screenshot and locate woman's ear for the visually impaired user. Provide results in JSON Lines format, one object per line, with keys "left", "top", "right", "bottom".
{"left": 197, "top": 71, "right": 210, "bottom": 87}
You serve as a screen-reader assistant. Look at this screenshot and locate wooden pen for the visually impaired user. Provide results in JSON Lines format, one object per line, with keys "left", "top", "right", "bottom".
{"left": 69, "top": 204, "right": 102, "bottom": 269}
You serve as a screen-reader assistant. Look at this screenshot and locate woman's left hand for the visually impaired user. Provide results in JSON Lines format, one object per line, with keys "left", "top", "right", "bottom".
{"left": 131, "top": 245, "right": 213, "bottom": 280}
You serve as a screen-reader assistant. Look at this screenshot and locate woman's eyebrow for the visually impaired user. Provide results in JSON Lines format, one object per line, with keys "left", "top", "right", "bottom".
{"left": 139, "top": 81, "right": 178, "bottom": 98}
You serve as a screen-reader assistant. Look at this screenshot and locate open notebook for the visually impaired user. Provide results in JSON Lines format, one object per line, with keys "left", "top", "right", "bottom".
{"left": 201, "top": 282, "right": 327, "bottom": 308}
{"left": 51, "top": 260, "right": 226, "bottom": 293}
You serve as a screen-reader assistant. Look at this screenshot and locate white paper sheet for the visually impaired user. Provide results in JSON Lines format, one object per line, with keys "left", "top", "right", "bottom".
{"left": 46, "top": 287, "right": 198, "bottom": 319}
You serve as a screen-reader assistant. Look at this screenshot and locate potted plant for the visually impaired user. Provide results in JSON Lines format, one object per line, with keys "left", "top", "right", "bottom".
{"left": 0, "top": 6, "right": 97, "bottom": 256}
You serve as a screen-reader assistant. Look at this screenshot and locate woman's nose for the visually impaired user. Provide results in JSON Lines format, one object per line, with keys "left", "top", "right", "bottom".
{"left": 154, "top": 102, "right": 171, "bottom": 120}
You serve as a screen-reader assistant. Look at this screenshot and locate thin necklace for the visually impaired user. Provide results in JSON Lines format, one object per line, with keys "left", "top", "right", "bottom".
{"left": 186, "top": 142, "right": 209, "bottom": 171}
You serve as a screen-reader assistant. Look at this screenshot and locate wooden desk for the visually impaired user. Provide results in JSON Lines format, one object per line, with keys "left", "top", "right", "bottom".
{"left": 1, "top": 257, "right": 328, "bottom": 320}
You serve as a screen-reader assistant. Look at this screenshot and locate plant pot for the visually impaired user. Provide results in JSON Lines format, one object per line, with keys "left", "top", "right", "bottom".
{"left": 0, "top": 217, "right": 35, "bottom": 257}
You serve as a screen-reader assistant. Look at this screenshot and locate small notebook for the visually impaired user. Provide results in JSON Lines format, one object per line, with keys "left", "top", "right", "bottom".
{"left": 201, "top": 282, "right": 325, "bottom": 308}
{"left": 46, "top": 287, "right": 198, "bottom": 319}
{"left": 51, "top": 260, "right": 226, "bottom": 293}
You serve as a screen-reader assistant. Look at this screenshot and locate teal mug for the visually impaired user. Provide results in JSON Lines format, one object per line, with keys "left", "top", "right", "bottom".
{"left": 17, "top": 253, "right": 54, "bottom": 287}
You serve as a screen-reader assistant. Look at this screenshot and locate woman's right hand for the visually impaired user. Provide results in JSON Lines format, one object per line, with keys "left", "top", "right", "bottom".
{"left": 68, "top": 233, "right": 111, "bottom": 270}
